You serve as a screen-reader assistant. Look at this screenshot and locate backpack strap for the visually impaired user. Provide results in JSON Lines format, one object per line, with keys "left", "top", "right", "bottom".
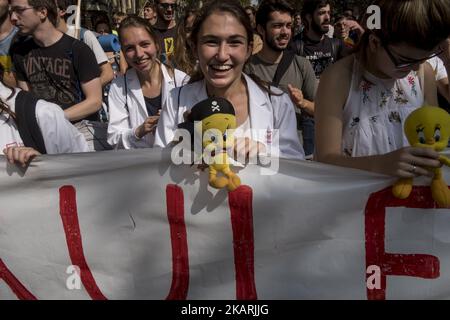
{"left": 290, "top": 33, "right": 304, "bottom": 56}
{"left": 66, "top": 39, "right": 85, "bottom": 103}
{"left": 176, "top": 86, "right": 183, "bottom": 124}
{"left": 163, "top": 63, "right": 179, "bottom": 88}
{"left": 79, "top": 27, "right": 87, "bottom": 42}
{"left": 329, "top": 37, "right": 343, "bottom": 62}
{"left": 15, "top": 91, "right": 47, "bottom": 154}
{"left": 298, "top": 40, "right": 304, "bottom": 56}
{"left": 418, "top": 63, "right": 425, "bottom": 92}
{"left": 418, "top": 63, "right": 426, "bottom": 104}
{"left": 293, "top": 39, "right": 305, "bottom": 56}
{"left": 272, "top": 50, "right": 296, "bottom": 87}
{"left": 123, "top": 71, "right": 129, "bottom": 112}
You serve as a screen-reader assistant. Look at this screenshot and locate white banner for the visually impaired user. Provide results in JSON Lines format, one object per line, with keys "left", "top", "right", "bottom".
{"left": 1, "top": 149, "right": 450, "bottom": 300}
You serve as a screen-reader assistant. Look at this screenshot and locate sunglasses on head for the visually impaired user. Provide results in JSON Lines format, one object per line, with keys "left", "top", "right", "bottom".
{"left": 158, "top": 3, "right": 177, "bottom": 10}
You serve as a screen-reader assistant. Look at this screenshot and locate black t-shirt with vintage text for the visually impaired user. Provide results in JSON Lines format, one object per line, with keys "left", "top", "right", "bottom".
{"left": 11, "top": 33, "right": 100, "bottom": 116}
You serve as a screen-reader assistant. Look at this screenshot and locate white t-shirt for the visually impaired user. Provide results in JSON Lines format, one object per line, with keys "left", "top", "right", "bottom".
{"left": 427, "top": 56, "right": 448, "bottom": 81}
{"left": 0, "top": 86, "right": 89, "bottom": 154}
{"left": 66, "top": 26, "right": 109, "bottom": 65}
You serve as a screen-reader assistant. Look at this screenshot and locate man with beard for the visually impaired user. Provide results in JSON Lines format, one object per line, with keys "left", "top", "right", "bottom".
{"left": 291, "top": 0, "right": 346, "bottom": 80}
{"left": 245, "top": 0, "right": 317, "bottom": 158}
{"left": 152, "top": 0, "right": 177, "bottom": 65}
{"left": 0, "top": 0, "right": 18, "bottom": 87}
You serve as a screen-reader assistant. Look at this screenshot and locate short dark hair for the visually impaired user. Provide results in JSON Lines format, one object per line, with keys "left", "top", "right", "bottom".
{"left": 333, "top": 13, "right": 343, "bottom": 21}
{"left": 56, "top": 0, "right": 75, "bottom": 22}
{"left": 301, "top": 0, "right": 330, "bottom": 20}
{"left": 28, "top": 0, "right": 59, "bottom": 26}
{"left": 94, "top": 20, "right": 111, "bottom": 33}
{"left": 255, "top": 0, "right": 294, "bottom": 29}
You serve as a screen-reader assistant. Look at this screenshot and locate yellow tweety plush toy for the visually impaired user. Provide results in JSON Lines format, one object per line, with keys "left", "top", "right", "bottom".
{"left": 181, "top": 97, "right": 241, "bottom": 192}
{"left": 393, "top": 106, "right": 450, "bottom": 207}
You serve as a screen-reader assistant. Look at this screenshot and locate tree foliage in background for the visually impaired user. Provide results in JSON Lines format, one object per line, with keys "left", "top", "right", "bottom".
{"left": 178, "top": 0, "right": 251, "bottom": 9}
{"left": 292, "top": 0, "right": 374, "bottom": 16}
{"left": 177, "top": 0, "right": 375, "bottom": 16}
{"left": 117, "top": 0, "right": 376, "bottom": 18}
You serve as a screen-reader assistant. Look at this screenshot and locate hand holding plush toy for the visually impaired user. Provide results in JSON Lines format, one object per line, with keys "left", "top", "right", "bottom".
{"left": 180, "top": 97, "right": 241, "bottom": 191}
{"left": 392, "top": 106, "right": 450, "bottom": 207}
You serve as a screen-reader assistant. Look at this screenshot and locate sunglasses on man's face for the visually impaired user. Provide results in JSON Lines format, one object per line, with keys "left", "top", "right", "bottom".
{"left": 382, "top": 42, "right": 444, "bottom": 69}
{"left": 158, "top": 3, "right": 177, "bottom": 11}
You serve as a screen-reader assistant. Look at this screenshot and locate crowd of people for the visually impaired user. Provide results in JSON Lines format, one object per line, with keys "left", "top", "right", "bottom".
{"left": 1, "top": 0, "right": 450, "bottom": 181}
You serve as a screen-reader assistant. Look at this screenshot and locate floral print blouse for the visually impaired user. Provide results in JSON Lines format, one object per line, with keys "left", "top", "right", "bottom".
{"left": 342, "top": 58, "right": 424, "bottom": 157}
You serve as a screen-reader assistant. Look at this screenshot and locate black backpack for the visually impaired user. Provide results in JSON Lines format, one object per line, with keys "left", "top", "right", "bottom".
{"left": 15, "top": 90, "right": 47, "bottom": 154}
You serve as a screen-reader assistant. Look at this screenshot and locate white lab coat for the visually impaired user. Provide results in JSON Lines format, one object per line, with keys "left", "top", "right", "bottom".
{"left": 107, "top": 64, "right": 189, "bottom": 149}
{"left": 0, "top": 87, "right": 89, "bottom": 154}
{"left": 154, "top": 73, "right": 305, "bottom": 160}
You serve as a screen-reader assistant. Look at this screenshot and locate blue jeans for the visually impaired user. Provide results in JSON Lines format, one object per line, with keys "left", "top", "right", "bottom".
{"left": 298, "top": 115, "right": 315, "bottom": 157}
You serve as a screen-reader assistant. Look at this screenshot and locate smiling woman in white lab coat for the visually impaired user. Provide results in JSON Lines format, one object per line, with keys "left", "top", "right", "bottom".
{"left": 108, "top": 16, "right": 188, "bottom": 149}
{"left": 154, "top": 1, "right": 304, "bottom": 160}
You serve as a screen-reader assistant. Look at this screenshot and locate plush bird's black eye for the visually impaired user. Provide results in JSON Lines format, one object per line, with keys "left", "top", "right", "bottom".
{"left": 434, "top": 128, "right": 441, "bottom": 142}
{"left": 418, "top": 131, "right": 426, "bottom": 144}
